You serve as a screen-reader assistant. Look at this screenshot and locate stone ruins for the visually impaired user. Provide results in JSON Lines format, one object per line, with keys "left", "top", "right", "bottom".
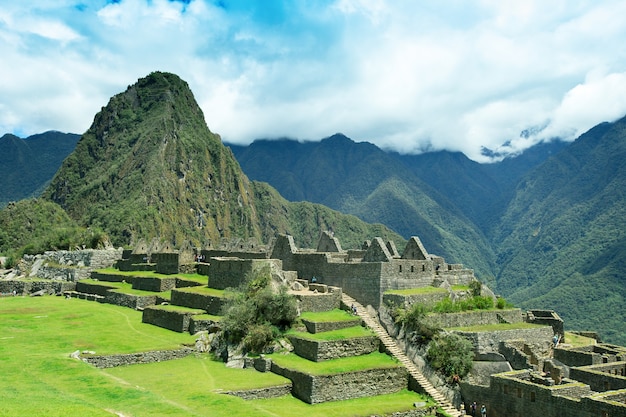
{"left": 1, "top": 231, "right": 624, "bottom": 417}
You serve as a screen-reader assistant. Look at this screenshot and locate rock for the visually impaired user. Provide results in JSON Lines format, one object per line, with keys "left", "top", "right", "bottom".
{"left": 30, "top": 289, "right": 45, "bottom": 297}
{"left": 291, "top": 281, "right": 305, "bottom": 291}
{"left": 70, "top": 350, "right": 81, "bottom": 359}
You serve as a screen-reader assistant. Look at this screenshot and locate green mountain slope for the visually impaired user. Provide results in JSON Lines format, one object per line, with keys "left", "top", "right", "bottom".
{"left": 494, "top": 117, "right": 626, "bottom": 344}
{"left": 0, "top": 131, "right": 80, "bottom": 206}
{"left": 33, "top": 72, "right": 399, "bottom": 249}
{"left": 230, "top": 134, "right": 496, "bottom": 281}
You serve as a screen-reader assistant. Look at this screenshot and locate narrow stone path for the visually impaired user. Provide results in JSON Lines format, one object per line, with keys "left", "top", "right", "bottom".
{"left": 342, "top": 293, "right": 465, "bottom": 417}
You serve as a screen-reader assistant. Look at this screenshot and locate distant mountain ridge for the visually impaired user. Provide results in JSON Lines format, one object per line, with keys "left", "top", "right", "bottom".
{"left": 0, "top": 131, "right": 80, "bottom": 206}
{"left": 229, "top": 127, "right": 626, "bottom": 344}
{"left": 22, "top": 72, "right": 401, "bottom": 251}
{"left": 1, "top": 73, "right": 624, "bottom": 343}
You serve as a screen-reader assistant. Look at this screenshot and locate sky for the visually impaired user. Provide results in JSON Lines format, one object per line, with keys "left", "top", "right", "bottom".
{"left": 1, "top": 1, "right": 626, "bottom": 162}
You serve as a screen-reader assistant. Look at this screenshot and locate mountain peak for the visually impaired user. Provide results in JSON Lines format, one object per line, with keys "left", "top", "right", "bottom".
{"left": 43, "top": 72, "right": 260, "bottom": 246}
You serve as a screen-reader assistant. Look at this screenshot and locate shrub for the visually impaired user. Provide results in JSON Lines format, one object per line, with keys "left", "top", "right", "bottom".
{"left": 469, "top": 280, "right": 482, "bottom": 297}
{"left": 220, "top": 265, "right": 297, "bottom": 354}
{"left": 392, "top": 303, "right": 439, "bottom": 343}
{"left": 427, "top": 333, "right": 474, "bottom": 379}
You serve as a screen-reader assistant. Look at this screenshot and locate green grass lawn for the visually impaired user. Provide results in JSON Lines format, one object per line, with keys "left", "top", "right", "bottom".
{"left": 299, "top": 309, "right": 358, "bottom": 323}
{"left": 150, "top": 304, "right": 206, "bottom": 313}
{"left": 384, "top": 286, "right": 448, "bottom": 295}
{"left": 174, "top": 285, "right": 226, "bottom": 297}
{"left": 564, "top": 332, "right": 597, "bottom": 347}
{"left": 94, "top": 268, "right": 208, "bottom": 284}
{"left": 267, "top": 352, "right": 400, "bottom": 375}
{"left": 0, "top": 295, "right": 428, "bottom": 417}
{"left": 288, "top": 326, "right": 373, "bottom": 341}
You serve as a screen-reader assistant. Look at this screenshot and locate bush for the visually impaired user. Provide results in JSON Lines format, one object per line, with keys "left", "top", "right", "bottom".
{"left": 427, "top": 333, "right": 474, "bottom": 379}
{"left": 392, "top": 303, "right": 439, "bottom": 343}
{"left": 469, "top": 280, "right": 482, "bottom": 297}
{"left": 220, "top": 265, "right": 298, "bottom": 354}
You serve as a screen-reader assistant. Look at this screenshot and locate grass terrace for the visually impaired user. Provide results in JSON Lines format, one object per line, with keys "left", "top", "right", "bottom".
{"left": 299, "top": 309, "right": 358, "bottom": 323}
{"left": 384, "top": 286, "right": 448, "bottom": 295}
{"left": 268, "top": 351, "right": 400, "bottom": 375}
{"left": 0, "top": 295, "right": 433, "bottom": 417}
{"left": 194, "top": 313, "right": 222, "bottom": 322}
{"left": 174, "top": 285, "right": 227, "bottom": 297}
{"left": 94, "top": 268, "right": 208, "bottom": 284}
{"left": 564, "top": 332, "right": 598, "bottom": 347}
{"left": 288, "top": 326, "right": 373, "bottom": 341}
{"left": 149, "top": 304, "right": 206, "bottom": 314}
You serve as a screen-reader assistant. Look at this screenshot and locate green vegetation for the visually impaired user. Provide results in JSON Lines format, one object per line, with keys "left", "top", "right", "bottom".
{"left": 431, "top": 296, "right": 495, "bottom": 313}
{"left": 288, "top": 326, "right": 373, "bottom": 341}
{"left": 426, "top": 333, "right": 474, "bottom": 379}
{"left": 0, "top": 199, "right": 108, "bottom": 262}
{"left": 1, "top": 295, "right": 432, "bottom": 417}
{"left": 389, "top": 303, "right": 439, "bottom": 343}
{"left": 299, "top": 309, "right": 358, "bottom": 323}
{"left": 0, "top": 131, "right": 80, "bottom": 206}
{"left": 268, "top": 352, "right": 399, "bottom": 375}
{"left": 385, "top": 286, "right": 448, "bottom": 295}
{"left": 220, "top": 264, "right": 298, "bottom": 353}
{"left": 564, "top": 332, "right": 597, "bottom": 347}
{"left": 175, "top": 285, "right": 226, "bottom": 297}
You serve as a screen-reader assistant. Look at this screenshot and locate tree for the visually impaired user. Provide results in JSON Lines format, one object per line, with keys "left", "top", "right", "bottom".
{"left": 427, "top": 333, "right": 474, "bottom": 379}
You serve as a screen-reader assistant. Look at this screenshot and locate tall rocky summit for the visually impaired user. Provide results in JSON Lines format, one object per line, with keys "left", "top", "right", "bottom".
{"left": 42, "top": 72, "right": 400, "bottom": 248}
{"left": 44, "top": 72, "right": 262, "bottom": 245}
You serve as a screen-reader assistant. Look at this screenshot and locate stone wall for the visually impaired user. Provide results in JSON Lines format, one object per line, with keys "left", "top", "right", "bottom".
{"left": 76, "top": 281, "right": 119, "bottom": 296}
{"left": 34, "top": 265, "right": 92, "bottom": 281}
{"left": 208, "top": 258, "right": 283, "bottom": 290}
{"left": 453, "top": 326, "right": 553, "bottom": 356}
{"left": 132, "top": 276, "right": 176, "bottom": 292}
{"left": 570, "top": 363, "right": 626, "bottom": 392}
{"left": 301, "top": 317, "right": 361, "bottom": 334}
{"left": 270, "top": 362, "right": 408, "bottom": 404}
{"left": 170, "top": 288, "right": 226, "bottom": 315}
{"left": 81, "top": 348, "right": 194, "bottom": 368}
{"left": 223, "top": 384, "right": 292, "bottom": 400}
{"left": 423, "top": 309, "right": 523, "bottom": 329}
{"left": 0, "top": 279, "right": 76, "bottom": 295}
{"left": 294, "top": 287, "right": 342, "bottom": 313}
{"left": 104, "top": 291, "right": 157, "bottom": 310}
{"left": 142, "top": 306, "right": 204, "bottom": 333}
{"left": 43, "top": 248, "right": 123, "bottom": 269}
{"left": 288, "top": 335, "right": 380, "bottom": 362}
{"left": 459, "top": 370, "right": 626, "bottom": 417}
{"left": 383, "top": 290, "right": 449, "bottom": 309}
{"left": 555, "top": 344, "right": 626, "bottom": 367}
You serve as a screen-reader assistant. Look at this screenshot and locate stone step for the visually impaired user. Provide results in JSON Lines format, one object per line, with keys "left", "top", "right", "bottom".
{"left": 341, "top": 292, "right": 459, "bottom": 415}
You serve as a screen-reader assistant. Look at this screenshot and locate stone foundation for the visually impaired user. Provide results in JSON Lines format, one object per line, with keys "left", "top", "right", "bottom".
{"left": 271, "top": 362, "right": 408, "bottom": 404}
{"left": 288, "top": 335, "right": 380, "bottom": 362}
{"left": 142, "top": 306, "right": 206, "bottom": 333}
{"left": 223, "top": 383, "right": 293, "bottom": 400}
{"left": 423, "top": 308, "right": 523, "bottom": 329}
{"left": 170, "top": 288, "right": 226, "bottom": 315}
{"left": 81, "top": 348, "right": 194, "bottom": 368}
{"left": 301, "top": 317, "right": 361, "bottom": 334}
{"left": 104, "top": 291, "right": 158, "bottom": 310}
{"left": 0, "top": 279, "right": 75, "bottom": 295}
{"left": 132, "top": 276, "right": 176, "bottom": 292}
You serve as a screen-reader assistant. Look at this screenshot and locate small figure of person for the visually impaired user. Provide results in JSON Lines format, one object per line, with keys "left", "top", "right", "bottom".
{"left": 470, "top": 401, "right": 477, "bottom": 416}
{"left": 458, "top": 402, "right": 465, "bottom": 413}
{"left": 480, "top": 404, "right": 486, "bottom": 417}
{"left": 351, "top": 304, "right": 357, "bottom": 315}
{"left": 311, "top": 276, "right": 317, "bottom": 283}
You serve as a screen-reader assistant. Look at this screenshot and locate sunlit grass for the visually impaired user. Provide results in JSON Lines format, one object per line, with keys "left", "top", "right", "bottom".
{"left": 300, "top": 309, "right": 358, "bottom": 323}
{"left": 384, "top": 286, "right": 448, "bottom": 295}
{"left": 0, "top": 295, "right": 422, "bottom": 417}
{"left": 288, "top": 326, "right": 373, "bottom": 341}
{"left": 268, "top": 352, "right": 399, "bottom": 375}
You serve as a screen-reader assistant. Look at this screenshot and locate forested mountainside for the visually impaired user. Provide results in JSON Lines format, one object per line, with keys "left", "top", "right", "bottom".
{"left": 0, "top": 131, "right": 80, "bottom": 207}
{"left": 0, "top": 72, "right": 401, "bottom": 260}
{"left": 229, "top": 124, "right": 625, "bottom": 344}
{"left": 1, "top": 71, "right": 623, "bottom": 343}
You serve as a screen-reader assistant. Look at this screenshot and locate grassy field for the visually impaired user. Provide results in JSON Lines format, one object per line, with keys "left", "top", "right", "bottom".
{"left": 384, "top": 286, "right": 448, "bottom": 295}
{"left": 299, "top": 309, "right": 358, "bottom": 323}
{"left": 288, "top": 326, "right": 373, "bottom": 341}
{"left": 267, "top": 351, "right": 400, "bottom": 375}
{"left": 0, "top": 295, "right": 429, "bottom": 417}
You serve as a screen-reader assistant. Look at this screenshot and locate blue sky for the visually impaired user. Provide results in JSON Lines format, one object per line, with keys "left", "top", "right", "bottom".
{"left": 1, "top": 0, "right": 626, "bottom": 161}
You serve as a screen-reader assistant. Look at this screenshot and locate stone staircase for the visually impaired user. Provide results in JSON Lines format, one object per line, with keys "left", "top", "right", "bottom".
{"left": 342, "top": 293, "right": 465, "bottom": 417}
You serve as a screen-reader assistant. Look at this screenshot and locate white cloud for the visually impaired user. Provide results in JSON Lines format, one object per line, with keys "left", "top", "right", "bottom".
{"left": 1, "top": 0, "right": 626, "bottom": 162}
